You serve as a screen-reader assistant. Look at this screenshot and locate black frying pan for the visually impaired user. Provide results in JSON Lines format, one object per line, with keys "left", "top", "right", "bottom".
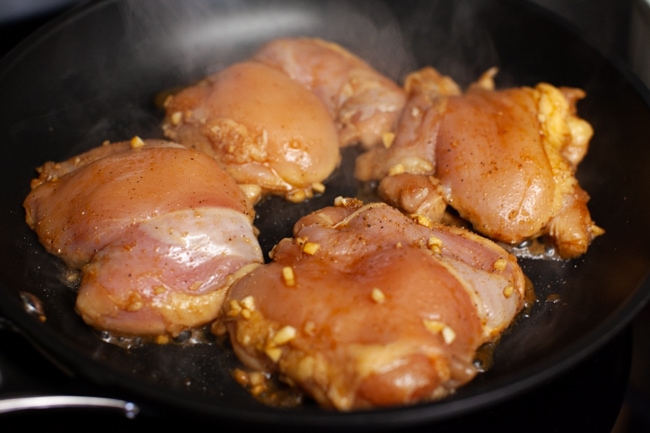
{"left": 1, "top": 0, "right": 649, "bottom": 430}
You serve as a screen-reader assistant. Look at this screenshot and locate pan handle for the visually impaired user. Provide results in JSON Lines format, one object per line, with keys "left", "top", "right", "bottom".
{"left": 0, "top": 304, "right": 140, "bottom": 419}
{"left": 0, "top": 395, "right": 139, "bottom": 417}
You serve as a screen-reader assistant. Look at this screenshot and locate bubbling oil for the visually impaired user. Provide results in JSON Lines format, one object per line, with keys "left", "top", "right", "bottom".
{"left": 99, "top": 325, "right": 216, "bottom": 350}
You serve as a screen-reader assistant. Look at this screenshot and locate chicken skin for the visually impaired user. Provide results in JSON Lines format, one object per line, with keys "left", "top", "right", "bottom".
{"left": 219, "top": 198, "right": 526, "bottom": 410}
{"left": 356, "top": 67, "right": 603, "bottom": 259}
{"left": 162, "top": 61, "right": 341, "bottom": 204}
{"left": 253, "top": 37, "right": 406, "bottom": 149}
{"left": 24, "top": 138, "right": 263, "bottom": 337}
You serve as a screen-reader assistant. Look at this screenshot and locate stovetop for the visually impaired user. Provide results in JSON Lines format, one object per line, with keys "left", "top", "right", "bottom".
{"left": 1, "top": 1, "right": 649, "bottom": 432}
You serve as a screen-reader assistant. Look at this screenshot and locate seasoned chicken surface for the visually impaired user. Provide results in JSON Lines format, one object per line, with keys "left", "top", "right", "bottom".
{"left": 24, "top": 138, "right": 263, "bottom": 337}
{"left": 219, "top": 198, "right": 526, "bottom": 410}
{"left": 356, "top": 67, "right": 603, "bottom": 258}
{"left": 162, "top": 61, "right": 341, "bottom": 204}
{"left": 22, "top": 36, "right": 606, "bottom": 412}
{"left": 253, "top": 37, "right": 406, "bottom": 149}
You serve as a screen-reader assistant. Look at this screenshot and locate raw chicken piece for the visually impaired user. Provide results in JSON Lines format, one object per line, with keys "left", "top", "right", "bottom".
{"left": 253, "top": 37, "right": 407, "bottom": 149}
{"left": 24, "top": 138, "right": 263, "bottom": 337}
{"left": 162, "top": 61, "right": 341, "bottom": 204}
{"left": 356, "top": 67, "right": 603, "bottom": 259}
{"left": 219, "top": 198, "right": 526, "bottom": 410}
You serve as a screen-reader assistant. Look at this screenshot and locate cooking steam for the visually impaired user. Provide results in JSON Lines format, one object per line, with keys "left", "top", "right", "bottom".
{"left": 88, "top": 0, "right": 505, "bottom": 154}
{"left": 120, "top": 0, "right": 416, "bottom": 82}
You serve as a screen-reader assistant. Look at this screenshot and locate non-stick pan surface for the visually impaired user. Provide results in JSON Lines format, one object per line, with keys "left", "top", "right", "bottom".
{"left": 1, "top": 0, "right": 650, "bottom": 430}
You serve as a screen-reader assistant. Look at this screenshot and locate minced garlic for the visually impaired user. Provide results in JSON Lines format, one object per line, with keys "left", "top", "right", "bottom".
{"left": 169, "top": 111, "right": 183, "bottom": 126}
{"left": 382, "top": 131, "right": 395, "bottom": 148}
{"left": 226, "top": 295, "right": 255, "bottom": 320}
{"left": 286, "top": 189, "right": 307, "bottom": 203}
{"left": 155, "top": 335, "right": 170, "bottom": 345}
{"left": 130, "top": 136, "right": 145, "bottom": 149}
{"left": 227, "top": 299, "right": 242, "bottom": 317}
{"left": 272, "top": 325, "right": 297, "bottom": 345}
{"left": 423, "top": 319, "right": 456, "bottom": 345}
{"left": 125, "top": 292, "right": 143, "bottom": 312}
{"left": 334, "top": 196, "right": 353, "bottom": 207}
{"left": 411, "top": 214, "right": 433, "bottom": 228}
{"left": 441, "top": 326, "right": 456, "bottom": 345}
{"left": 493, "top": 258, "right": 508, "bottom": 271}
{"left": 265, "top": 347, "right": 283, "bottom": 363}
{"left": 388, "top": 163, "right": 405, "bottom": 176}
{"left": 240, "top": 295, "right": 256, "bottom": 312}
{"left": 282, "top": 266, "right": 296, "bottom": 287}
{"left": 427, "top": 236, "right": 443, "bottom": 253}
{"left": 371, "top": 288, "right": 386, "bottom": 304}
{"left": 302, "top": 242, "right": 320, "bottom": 255}
{"left": 423, "top": 319, "right": 445, "bottom": 333}
{"left": 312, "top": 182, "right": 326, "bottom": 194}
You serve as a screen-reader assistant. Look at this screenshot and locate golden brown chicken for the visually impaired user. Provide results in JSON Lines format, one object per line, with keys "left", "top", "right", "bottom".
{"left": 219, "top": 198, "right": 526, "bottom": 410}
{"left": 356, "top": 67, "right": 603, "bottom": 259}
{"left": 24, "top": 138, "right": 263, "bottom": 338}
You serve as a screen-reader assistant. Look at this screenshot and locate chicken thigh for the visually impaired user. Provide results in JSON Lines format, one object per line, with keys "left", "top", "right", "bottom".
{"left": 162, "top": 61, "right": 341, "bottom": 204}
{"left": 219, "top": 198, "right": 526, "bottom": 410}
{"left": 356, "top": 67, "right": 603, "bottom": 258}
{"left": 253, "top": 37, "right": 407, "bottom": 149}
{"left": 24, "top": 138, "right": 263, "bottom": 338}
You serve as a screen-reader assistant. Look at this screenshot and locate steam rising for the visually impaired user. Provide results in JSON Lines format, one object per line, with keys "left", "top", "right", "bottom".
{"left": 69, "top": 0, "right": 505, "bottom": 154}
{"left": 120, "top": 0, "right": 416, "bottom": 84}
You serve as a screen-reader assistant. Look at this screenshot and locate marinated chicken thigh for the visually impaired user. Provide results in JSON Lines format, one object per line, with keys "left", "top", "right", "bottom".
{"left": 24, "top": 138, "right": 263, "bottom": 337}
{"left": 21, "top": 33, "right": 607, "bottom": 413}
{"left": 356, "top": 67, "right": 603, "bottom": 258}
{"left": 162, "top": 61, "right": 341, "bottom": 204}
{"left": 253, "top": 37, "right": 406, "bottom": 149}
{"left": 219, "top": 198, "right": 526, "bottom": 410}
